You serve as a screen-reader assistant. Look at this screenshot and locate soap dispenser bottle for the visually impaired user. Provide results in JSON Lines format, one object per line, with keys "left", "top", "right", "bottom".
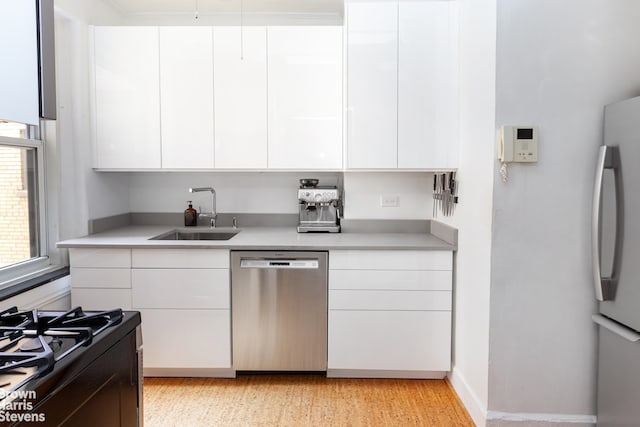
{"left": 184, "top": 201, "right": 197, "bottom": 226}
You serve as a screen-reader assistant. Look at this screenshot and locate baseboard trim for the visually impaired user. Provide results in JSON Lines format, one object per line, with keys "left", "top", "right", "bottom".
{"left": 327, "top": 369, "right": 446, "bottom": 379}
{"left": 448, "top": 367, "right": 488, "bottom": 427}
{"left": 144, "top": 368, "right": 236, "bottom": 378}
{"left": 486, "top": 410, "right": 596, "bottom": 425}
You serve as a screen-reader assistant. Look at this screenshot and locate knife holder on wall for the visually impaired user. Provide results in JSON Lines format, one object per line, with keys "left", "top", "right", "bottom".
{"left": 433, "top": 172, "right": 458, "bottom": 218}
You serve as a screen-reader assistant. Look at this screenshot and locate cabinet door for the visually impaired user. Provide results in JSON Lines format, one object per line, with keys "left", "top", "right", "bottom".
{"left": 328, "top": 310, "right": 451, "bottom": 371}
{"left": 346, "top": 1, "right": 398, "bottom": 169}
{"left": 267, "top": 26, "right": 343, "bottom": 169}
{"left": 132, "top": 269, "right": 229, "bottom": 309}
{"left": 94, "top": 27, "right": 160, "bottom": 169}
{"left": 72, "top": 288, "right": 132, "bottom": 310}
{"left": 398, "top": 1, "right": 458, "bottom": 169}
{"left": 214, "top": 27, "right": 267, "bottom": 169}
{"left": 160, "top": 27, "right": 215, "bottom": 169}
{"left": 140, "top": 309, "right": 231, "bottom": 369}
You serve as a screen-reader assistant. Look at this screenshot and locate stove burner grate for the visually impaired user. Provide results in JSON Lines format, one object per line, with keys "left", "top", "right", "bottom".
{"left": 0, "top": 306, "right": 124, "bottom": 399}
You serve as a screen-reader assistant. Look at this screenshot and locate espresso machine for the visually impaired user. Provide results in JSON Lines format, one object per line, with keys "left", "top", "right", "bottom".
{"left": 297, "top": 179, "right": 341, "bottom": 233}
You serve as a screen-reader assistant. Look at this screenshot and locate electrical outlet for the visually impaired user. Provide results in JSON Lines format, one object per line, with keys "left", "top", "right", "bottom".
{"left": 380, "top": 195, "right": 399, "bottom": 207}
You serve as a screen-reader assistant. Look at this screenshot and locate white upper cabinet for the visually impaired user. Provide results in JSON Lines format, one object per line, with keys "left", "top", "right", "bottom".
{"left": 213, "top": 27, "right": 268, "bottom": 169}
{"left": 267, "top": 26, "right": 343, "bottom": 170}
{"left": 92, "top": 25, "right": 344, "bottom": 171}
{"left": 159, "top": 27, "right": 215, "bottom": 169}
{"left": 93, "top": 27, "right": 161, "bottom": 169}
{"left": 398, "top": 0, "right": 458, "bottom": 169}
{"left": 346, "top": 1, "right": 398, "bottom": 169}
{"left": 346, "top": 0, "right": 459, "bottom": 170}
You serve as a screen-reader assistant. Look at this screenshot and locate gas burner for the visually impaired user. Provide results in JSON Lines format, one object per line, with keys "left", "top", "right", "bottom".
{"left": 0, "top": 307, "right": 125, "bottom": 400}
{"left": 20, "top": 336, "right": 53, "bottom": 352}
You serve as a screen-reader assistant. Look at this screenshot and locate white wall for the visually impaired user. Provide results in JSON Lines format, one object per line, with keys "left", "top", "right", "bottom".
{"left": 127, "top": 171, "right": 436, "bottom": 219}
{"left": 128, "top": 172, "right": 341, "bottom": 214}
{"left": 444, "top": 0, "right": 496, "bottom": 425}
{"left": 343, "top": 172, "right": 433, "bottom": 219}
{"left": 55, "top": 0, "right": 130, "bottom": 239}
{"left": 118, "top": 13, "right": 342, "bottom": 26}
{"left": 487, "top": 0, "right": 640, "bottom": 425}
{"left": 3, "top": 276, "right": 71, "bottom": 311}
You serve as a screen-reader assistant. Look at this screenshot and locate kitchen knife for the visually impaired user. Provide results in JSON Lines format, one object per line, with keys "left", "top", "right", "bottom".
{"left": 433, "top": 174, "right": 437, "bottom": 218}
{"left": 442, "top": 173, "right": 449, "bottom": 216}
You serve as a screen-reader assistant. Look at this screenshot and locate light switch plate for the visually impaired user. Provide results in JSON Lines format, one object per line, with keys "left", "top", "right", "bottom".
{"left": 380, "top": 195, "right": 399, "bottom": 207}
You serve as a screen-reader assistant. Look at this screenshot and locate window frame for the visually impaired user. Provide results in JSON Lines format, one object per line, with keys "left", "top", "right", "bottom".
{"left": 0, "top": 125, "right": 56, "bottom": 289}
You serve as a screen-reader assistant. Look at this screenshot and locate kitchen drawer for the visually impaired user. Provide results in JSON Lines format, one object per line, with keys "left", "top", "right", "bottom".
{"left": 329, "top": 290, "right": 451, "bottom": 311}
{"left": 140, "top": 309, "right": 231, "bottom": 369}
{"left": 328, "top": 310, "right": 451, "bottom": 371}
{"left": 132, "top": 249, "right": 229, "bottom": 269}
{"left": 69, "top": 248, "right": 131, "bottom": 268}
{"left": 329, "top": 269, "right": 451, "bottom": 291}
{"left": 329, "top": 250, "right": 451, "bottom": 271}
{"left": 71, "top": 288, "right": 131, "bottom": 310}
{"left": 132, "top": 269, "right": 229, "bottom": 309}
{"left": 70, "top": 268, "right": 131, "bottom": 289}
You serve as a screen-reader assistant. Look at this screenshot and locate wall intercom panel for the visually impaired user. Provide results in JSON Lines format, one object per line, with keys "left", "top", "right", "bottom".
{"left": 498, "top": 126, "right": 538, "bottom": 163}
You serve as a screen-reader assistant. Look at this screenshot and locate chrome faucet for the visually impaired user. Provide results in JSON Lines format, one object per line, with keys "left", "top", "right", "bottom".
{"left": 189, "top": 187, "right": 216, "bottom": 228}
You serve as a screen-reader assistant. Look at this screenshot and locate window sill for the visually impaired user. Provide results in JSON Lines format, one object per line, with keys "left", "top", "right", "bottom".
{"left": 0, "top": 267, "right": 69, "bottom": 302}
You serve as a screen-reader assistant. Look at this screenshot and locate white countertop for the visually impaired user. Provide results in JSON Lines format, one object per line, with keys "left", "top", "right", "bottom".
{"left": 56, "top": 225, "right": 455, "bottom": 251}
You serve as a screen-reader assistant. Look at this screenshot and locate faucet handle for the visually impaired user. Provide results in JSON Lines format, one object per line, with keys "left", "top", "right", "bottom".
{"left": 232, "top": 216, "right": 238, "bottom": 229}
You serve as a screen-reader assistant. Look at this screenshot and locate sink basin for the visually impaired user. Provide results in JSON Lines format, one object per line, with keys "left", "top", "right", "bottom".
{"left": 150, "top": 229, "right": 239, "bottom": 241}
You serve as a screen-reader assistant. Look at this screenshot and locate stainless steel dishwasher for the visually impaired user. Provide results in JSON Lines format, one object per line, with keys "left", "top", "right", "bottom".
{"left": 231, "top": 251, "right": 327, "bottom": 371}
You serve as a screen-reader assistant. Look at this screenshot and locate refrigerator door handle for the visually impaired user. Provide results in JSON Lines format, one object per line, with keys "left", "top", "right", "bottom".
{"left": 592, "top": 314, "right": 640, "bottom": 342}
{"left": 591, "top": 145, "right": 623, "bottom": 301}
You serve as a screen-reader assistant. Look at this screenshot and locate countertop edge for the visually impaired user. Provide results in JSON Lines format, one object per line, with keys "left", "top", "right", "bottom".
{"left": 57, "top": 225, "right": 457, "bottom": 252}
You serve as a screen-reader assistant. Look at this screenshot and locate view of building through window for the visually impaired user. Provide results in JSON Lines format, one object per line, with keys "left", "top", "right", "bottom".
{"left": 0, "top": 121, "right": 37, "bottom": 268}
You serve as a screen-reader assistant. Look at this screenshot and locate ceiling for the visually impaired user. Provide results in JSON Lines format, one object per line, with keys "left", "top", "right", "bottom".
{"left": 107, "top": 0, "right": 344, "bottom": 15}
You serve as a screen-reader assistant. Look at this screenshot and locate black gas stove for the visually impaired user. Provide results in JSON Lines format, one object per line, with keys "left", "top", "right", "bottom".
{"left": 0, "top": 306, "right": 142, "bottom": 426}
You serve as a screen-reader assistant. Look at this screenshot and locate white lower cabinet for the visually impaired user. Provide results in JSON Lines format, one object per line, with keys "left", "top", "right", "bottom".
{"left": 69, "top": 248, "right": 132, "bottom": 310}
{"left": 136, "top": 309, "right": 230, "bottom": 370}
{"left": 327, "top": 250, "right": 452, "bottom": 378}
{"left": 69, "top": 248, "right": 232, "bottom": 376}
{"left": 131, "top": 249, "right": 232, "bottom": 376}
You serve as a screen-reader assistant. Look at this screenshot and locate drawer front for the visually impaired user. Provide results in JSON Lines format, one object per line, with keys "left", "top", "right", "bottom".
{"left": 132, "top": 269, "right": 229, "bottom": 309}
{"left": 132, "top": 249, "right": 229, "bottom": 269}
{"left": 328, "top": 310, "right": 451, "bottom": 371}
{"left": 140, "top": 309, "right": 231, "bottom": 369}
{"left": 71, "top": 268, "right": 131, "bottom": 289}
{"left": 329, "top": 269, "right": 451, "bottom": 291}
{"left": 329, "top": 290, "right": 451, "bottom": 311}
{"left": 72, "top": 288, "right": 131, "bottom": 310}
{"left": 69, "top": 248, "right": 131, "bottom": 268}
{"left": 329, "top": 250, "right": 452, "bottom": 271}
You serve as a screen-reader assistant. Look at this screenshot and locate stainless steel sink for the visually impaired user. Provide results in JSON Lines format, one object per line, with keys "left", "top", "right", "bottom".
{"left": 149, "top": 229, "right": 239, "bottom": 241}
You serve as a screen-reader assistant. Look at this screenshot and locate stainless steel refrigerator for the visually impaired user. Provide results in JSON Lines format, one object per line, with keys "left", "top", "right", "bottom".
{"left": 592, "top": 96, "right": 640, "bottom": 427}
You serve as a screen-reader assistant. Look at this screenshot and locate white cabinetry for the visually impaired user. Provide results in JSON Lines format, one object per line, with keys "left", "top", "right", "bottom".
{"left": 346, "top": 0, "right": 458, "bottom": 169}
{"left": 267, "top": 26, "right": 343, "bottom": 170}
{"left": 346, "top": 1, "right": 398, "bottom": 169}
{"left": 398, "top": 0, "right": 458, "bottom": 169}
{"left": 69, "top": 248, "right": 132, "bottom": 310}
{"left": 328, "top": 250, "right": 452, "bottom": 378}
{"left": 93, "top": 27, "right": 160, "bottom": 169}
{"left": 131, "top": 249, "right": 232, "bottom": 376}
{"left": 159, "top": 27, "right": 215, "bottom": 169}
{"left": 213, "top": 27, "right": 268, "bottom": 169}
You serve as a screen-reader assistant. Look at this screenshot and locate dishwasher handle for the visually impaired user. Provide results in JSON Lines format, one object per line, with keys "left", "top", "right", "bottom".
{"left": 240, "top": 259, "right": 319, "bottom": 269}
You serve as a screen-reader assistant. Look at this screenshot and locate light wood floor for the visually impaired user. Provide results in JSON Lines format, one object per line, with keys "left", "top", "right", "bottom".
{"left": 144, "top": 374, "right": 474, "bottom": 426}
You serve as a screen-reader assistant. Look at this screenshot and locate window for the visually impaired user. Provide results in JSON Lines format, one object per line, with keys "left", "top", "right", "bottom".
{"left": 0, "top": 120, "right": 52, "bottom": 288}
